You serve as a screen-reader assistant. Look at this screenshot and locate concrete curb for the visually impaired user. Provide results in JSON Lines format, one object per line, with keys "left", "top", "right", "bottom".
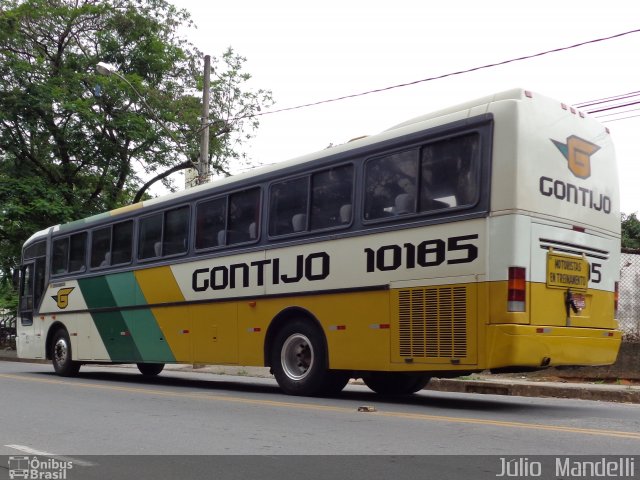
{"left": 426, "top": 378, "right": 640, "bottom": 404}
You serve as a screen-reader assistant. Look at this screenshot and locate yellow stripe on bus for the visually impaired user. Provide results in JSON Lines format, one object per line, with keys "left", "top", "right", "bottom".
{"left": 134, "top": 267, "right": 192, "bottom": 362}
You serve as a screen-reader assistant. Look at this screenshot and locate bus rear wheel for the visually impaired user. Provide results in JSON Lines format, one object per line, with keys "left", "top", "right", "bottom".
{"left": 363, "top": 372, "right": 431, "bottom": 395}
{"left": 137, "top": 363, "right": 165, "bottom": 376}
{"left": 270, "top": 319, "right": 348, "bottom": 396}
{"left": 51, "top": 328, "right": 81, "bottom": 377}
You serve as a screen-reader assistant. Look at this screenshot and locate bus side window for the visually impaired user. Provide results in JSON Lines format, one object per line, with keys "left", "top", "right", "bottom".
{"left": 138, "top": 213, "right": 162, "bottom": 260}
{"left": 111, "top": 221, "right": 133, "bottom": 265}
{"left": 68, "top": 232, "right": 87, "bottom": 272}
{"left": 310, "top": 164, "right": 353, "bottom": 230}
{"left": 364, "top": 150, "right": 418, "bottom": 220}
{"left": 163, "top": 206, "right": 189, "bottom": 255}
{"left": 420, "top": 133, "right": 479, "bottom": 211}
{"left": 51, "top": 237, "right": 69, "bottom": 275}
{"left": 91, "top": 226, "right": 112, "bottom": 268}
{"left": 269, "top": 178, "right": 309, "bottom": 236}
{"left": 34, "top": 257, "right": 46, "bottom": 309}
{"left": 52, "top": 233, "right": 86, "bottom": 275}
{"left": 227, "top": 188, "right": 260, "bottom": 245}
{"left": 195, "top": 197, "right": 226, "bottom": 249}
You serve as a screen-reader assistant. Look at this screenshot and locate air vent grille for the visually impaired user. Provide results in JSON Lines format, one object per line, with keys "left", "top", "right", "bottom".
{"left": 398, "top": 286, "right": 468, "bottom": 358}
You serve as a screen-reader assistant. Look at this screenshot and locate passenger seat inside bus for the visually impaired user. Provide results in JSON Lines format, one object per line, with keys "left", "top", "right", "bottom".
{"left": 217, "top": 223, "right": 257, "bottom": 246}
{"left": 394, "top": 193, "right": 414, "bottom": 215}
{"left": 217, "top": 230, "right": 226, "bottom": 246}
{"left": 248, "top": 222, "right": 257, "bottom": 239}
{"left": 99, "top": 252, "right": 111, "bottom": 267}
{"left": 292, "top": 214, "right": 307, "bottom": 232}
{"left": 339, "top": 204, "right": 352, "bottom": 223}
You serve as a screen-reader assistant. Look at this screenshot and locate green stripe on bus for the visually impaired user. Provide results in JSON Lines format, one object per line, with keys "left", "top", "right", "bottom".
{"left": 58, "top": 212, "right": 111, "bottom": 232}
{"left": 105, "top": 273, "right": 176, "bottom": 363}
{"left": 78, "top": 276, "right": 142, "bottom": 362}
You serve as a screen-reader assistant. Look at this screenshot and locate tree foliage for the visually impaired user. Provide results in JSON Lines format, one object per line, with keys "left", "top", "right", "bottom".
{"left": 622, "top": 212, "right": 640, "bottom": 250}
{"left": 0, "top": 0, "right": 272, "bottom": 305}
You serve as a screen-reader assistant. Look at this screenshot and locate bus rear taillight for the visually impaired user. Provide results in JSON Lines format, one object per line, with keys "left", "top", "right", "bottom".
{"left": 614, "top": 281, "right": 619, "bottom": 317}
{"left": 508, "top": 267, "right": 526, "bottom": 312}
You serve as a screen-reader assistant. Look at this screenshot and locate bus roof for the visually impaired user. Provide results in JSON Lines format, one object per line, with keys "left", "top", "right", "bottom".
{"left": 25, "top": 87, "right": 592, "bottom": 244}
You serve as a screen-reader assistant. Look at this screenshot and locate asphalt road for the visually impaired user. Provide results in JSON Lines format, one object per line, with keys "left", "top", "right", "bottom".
{"left": 1, "top": 361, "right": 639, "bottom": 479}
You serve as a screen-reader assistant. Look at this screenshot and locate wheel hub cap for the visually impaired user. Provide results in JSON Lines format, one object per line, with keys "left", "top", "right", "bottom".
{"left": 281, "top": 333, "right": 314, "bottom": 381}
{"left": 54, "top": 338, "right": 68, "bottom": 365}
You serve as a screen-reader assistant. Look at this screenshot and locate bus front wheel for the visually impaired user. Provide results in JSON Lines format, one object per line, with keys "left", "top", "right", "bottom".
{"left": 270, "top": 319, "right": 348, "bottom": 396}
{"left": 51, "top": 328, "right": 81, "bottom": 377}
{"left": 363, "top": 372, "right": 431, "bottom": 395}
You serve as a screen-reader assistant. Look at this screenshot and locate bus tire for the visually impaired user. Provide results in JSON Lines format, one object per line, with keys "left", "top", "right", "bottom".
{"left": 270, "top": 319, "right": 338, "bottom": 396}
{"left": 51, "top": 328, "right": 81, "bottom": 377}
{"left": 363, "top": 372, "right": 431, "bottom": 395}
{"left": 137, "top": 363, "right": 165, "bottom": 376}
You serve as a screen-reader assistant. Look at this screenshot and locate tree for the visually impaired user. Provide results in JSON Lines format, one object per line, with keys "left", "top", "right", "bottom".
{"left": 0, "top": 0, "right": 272, "bottom": 305}
{"left": 622, "top": 212, "right": 640, "bottom": 250}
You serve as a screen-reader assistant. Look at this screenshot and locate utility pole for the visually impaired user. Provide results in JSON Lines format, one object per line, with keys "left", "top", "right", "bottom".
{"left": 198, "top": 55, "right": 211, "bottom": 185}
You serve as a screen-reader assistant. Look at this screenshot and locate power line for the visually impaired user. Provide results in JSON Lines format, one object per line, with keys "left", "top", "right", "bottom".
{"left": 576, "top": 90, "right": 640, "bottom": 124}
{"left": 586, "top": 99, "right": 640, "bottom": 115}
{"left": 593, "top": 106, "right": 640, "bottom": 119}
{"left": 255, "top": 28, "right": 640, "bottom": 117}
{"left": 574, "top": 90, "right": 640, "bottom": 108}
{"left": 601, "top": 113, "right": 640, "bottom": 124}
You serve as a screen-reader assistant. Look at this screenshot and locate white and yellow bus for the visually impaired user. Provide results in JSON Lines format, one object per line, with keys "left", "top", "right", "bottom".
{"left": 17, "top": 89, "right": 621, "bottom": 396}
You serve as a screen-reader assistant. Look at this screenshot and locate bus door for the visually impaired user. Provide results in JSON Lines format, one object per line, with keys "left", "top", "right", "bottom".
{"left": 17, "top": 257, "right": 46, "bottom": 358}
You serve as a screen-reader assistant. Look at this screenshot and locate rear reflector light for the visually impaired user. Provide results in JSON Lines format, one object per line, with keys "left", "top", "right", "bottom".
{"left": 508, "top": 267, "right": 526, "bottom": 312}
{"left": 614, "top": 281, "right": 619, "bottom": 316}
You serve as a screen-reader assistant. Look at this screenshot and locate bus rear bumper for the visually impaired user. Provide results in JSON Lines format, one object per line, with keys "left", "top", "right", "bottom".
{"left": 486, "top": 324, "right": 622, "bottom": 369}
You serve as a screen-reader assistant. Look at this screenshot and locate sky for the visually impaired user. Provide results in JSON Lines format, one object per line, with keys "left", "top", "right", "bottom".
{"left": 168, "top": 0, "right": 640, "bottom": 214}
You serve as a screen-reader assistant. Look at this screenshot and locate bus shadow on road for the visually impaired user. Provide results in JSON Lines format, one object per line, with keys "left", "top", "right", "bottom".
{"left": 35, "top": 367, "right": 283, "bottom": 395}
{"left": 30, "top": 367, "right": 588, "bottom": 416}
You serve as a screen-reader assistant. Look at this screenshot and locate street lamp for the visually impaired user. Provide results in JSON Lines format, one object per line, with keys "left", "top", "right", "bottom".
{"left": 95, "top": 62, "right": 205, "bottom": 186}
{"left": 95, "top": 61, "right": 117, "bottom": 77}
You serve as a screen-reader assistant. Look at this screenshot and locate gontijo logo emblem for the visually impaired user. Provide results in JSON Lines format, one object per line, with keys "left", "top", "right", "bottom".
{"left": 52, "top": 287, "right": 74, "bottom": 309}
{"left": 551, "top": 136, "right": 600, "bottom": 179}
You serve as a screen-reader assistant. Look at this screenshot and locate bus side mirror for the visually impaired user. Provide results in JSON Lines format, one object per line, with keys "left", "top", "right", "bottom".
{"left": 12, "top": 269, "right": 20, "bottom": 289}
